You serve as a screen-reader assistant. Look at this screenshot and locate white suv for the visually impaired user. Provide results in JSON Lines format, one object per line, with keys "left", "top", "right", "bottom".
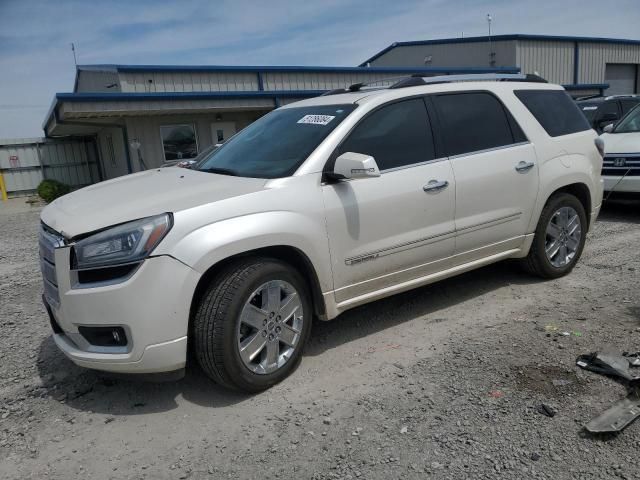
{"left": 600, "top": 104, "right": 640, "bottom": 193}
{"left": 40, "top": 74, "right": 604, "bottom": 392}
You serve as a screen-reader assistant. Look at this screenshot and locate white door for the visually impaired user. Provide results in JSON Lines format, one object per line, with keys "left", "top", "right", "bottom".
{"left": 322, "top": 98, "right": 456, "bottom": 305}
{"left": 210, "top": 122, "right": 236, "bottom": 144}
{"left": 432, "top": 92, "right": 539, "bottom": 261}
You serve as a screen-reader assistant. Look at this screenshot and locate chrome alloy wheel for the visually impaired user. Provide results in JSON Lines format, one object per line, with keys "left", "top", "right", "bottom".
{"left": 545, "top": 206, "right": 582, "bottom": 268}
{"left": 237, "top": 280, "right": 304, "bottom": 374}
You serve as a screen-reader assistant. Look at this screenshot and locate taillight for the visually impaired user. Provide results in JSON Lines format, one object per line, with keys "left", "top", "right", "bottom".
{"left": 594, "top": 137, "right": 605, "bottom": 158}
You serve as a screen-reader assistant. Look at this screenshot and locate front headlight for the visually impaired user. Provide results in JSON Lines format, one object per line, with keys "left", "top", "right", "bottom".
{"left": 73, "top": 213, "right": 172, "bottom": 270}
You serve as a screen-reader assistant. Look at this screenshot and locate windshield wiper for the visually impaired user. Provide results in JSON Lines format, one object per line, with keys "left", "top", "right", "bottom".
{"left": 199, "top": 167, "right": 238, "bottom": 176}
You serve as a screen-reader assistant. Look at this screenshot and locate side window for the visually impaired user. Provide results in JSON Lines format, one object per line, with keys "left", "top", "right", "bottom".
{"left": 595, "top": 101, "right": 620, "bottom": 122}
{"left": 514, "top": 90, "right": 590, "bottom": 137}
{"left": 620, "top": 99, "right": 640, "bottom": 115}
{"left": 339, "top": 98, "right": 435, "bottom": 170}
{"left": 433, "top": 92, "right": 519, "bottom": 157}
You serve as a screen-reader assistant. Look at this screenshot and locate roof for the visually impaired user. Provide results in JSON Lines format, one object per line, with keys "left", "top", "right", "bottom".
{"left": 283, "top": 79, "right": 564, "bottom": 110}
{"left": 359, "top": 34, "right": 640, "bottom": 66}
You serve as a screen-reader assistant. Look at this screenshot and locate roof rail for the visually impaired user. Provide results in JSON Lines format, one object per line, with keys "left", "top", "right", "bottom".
{"left": 390, "top": 73, "right": 547, "bottom": 89}
{"left": 604, "top": 94, "right": 640, "bottom": 100}
{"left": 321, "top": 73, "right": 547, "bottom": 97}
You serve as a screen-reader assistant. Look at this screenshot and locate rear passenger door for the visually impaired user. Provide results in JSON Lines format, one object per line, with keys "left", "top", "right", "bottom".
{"left": 431, "top": 92, "right": 539, "bottom": 261}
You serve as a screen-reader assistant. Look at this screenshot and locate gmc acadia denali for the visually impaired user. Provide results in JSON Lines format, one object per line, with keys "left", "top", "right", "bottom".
{"left": 39, "top": 74, "right": 604, "bottom": 392}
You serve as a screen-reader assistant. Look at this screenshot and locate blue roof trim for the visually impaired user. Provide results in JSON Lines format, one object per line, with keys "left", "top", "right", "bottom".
{"left": 359, "top": 34, "right": 640, "bottom": 66}
{"left": 77, "top": 63, "right": 519, "bottom": 75}
{"left": 55, "top": 90, "right": 327, "bottom": 102}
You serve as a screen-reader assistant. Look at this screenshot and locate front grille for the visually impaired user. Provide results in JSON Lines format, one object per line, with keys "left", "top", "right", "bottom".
{"left": 602, "top": 155, "right": 640, "bottom": 177}
{"left": 39, "top": 223, "right": 65, "bottom": 308}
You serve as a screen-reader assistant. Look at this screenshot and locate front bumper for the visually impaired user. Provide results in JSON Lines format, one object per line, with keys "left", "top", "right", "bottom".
{"left": 603, "top": 175, "right": 640, "bottom": 193}
{"left": 45, "top": 253, "right": 200, "bottom": 374}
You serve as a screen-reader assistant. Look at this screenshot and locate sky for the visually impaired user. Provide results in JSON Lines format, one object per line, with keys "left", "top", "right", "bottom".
{"left": 1, "top": 0, "right": 640, "bottom": 138}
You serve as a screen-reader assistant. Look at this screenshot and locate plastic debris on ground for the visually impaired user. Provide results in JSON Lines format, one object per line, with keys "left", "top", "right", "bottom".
{"left": 576, "top": 351, "right": 640, "bottom": 433}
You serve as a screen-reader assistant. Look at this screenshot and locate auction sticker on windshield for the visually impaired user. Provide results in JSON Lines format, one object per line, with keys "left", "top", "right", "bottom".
{"left": 297, "top": 114, "right": 336, "bottom": 125}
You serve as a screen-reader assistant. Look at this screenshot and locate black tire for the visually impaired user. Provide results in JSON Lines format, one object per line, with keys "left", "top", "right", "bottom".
{"left": 522, "top": 192, "right": 588, "bottom": 279}
{"left": 193, "top": 258, "right": 312, "bottom": 392}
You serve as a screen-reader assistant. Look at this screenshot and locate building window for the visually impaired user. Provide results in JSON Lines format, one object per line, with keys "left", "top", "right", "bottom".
{"left": 159, "top": 124, "right": 198, "bottom": 161}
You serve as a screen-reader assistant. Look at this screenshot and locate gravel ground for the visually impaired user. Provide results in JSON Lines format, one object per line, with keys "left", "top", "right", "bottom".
{"left": 1, "top": 197, "right": 639, "bottom": 480}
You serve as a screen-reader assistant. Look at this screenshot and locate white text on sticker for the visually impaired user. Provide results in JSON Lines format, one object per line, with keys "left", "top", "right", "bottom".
{"left": 297, "top": 115, "right": 335, "bottom": 125}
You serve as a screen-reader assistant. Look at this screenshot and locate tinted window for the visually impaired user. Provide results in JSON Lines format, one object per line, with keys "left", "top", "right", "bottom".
{"left": 433, "top": 92, "right": 518, "bottom": 156}
{"left": 515, "top": 90, "right": 590, "bottom": 137}
{"left": 338, "top": 98, "right": 435, "bottom": 170}
{"left": 578, "top": 102, "right": 599, "bottom": 122}
{"left": 621, "top": 99, "right": 640, "bottom": 115}
{"left": 198, "top": 105, "right": 355, "bottom": 178}
{"left": 595, "top": 100, "right": 619, "bottom": 122}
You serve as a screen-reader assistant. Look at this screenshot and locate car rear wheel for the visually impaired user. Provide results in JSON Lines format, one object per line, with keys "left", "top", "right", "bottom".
{"left": 193, "top": 258, "right": 312, "bottom": 392}
{"left": 523, "top": 193, "right": 587, "bottom": 279}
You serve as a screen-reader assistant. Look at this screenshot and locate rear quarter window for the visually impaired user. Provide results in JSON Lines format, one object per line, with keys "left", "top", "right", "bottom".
{"left": 515, "top": 90, "right": 590, "bottom": 137}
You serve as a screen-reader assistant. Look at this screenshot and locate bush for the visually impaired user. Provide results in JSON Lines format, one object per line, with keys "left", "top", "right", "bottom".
{"left": 37, "top": 179, "right": 71, "bottom": 203}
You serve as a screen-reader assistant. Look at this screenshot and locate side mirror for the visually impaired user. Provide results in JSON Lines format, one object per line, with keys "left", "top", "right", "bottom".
{"left": 602, "top": 123, "right": 614, "bottom": 134}
{"left": 330, "top": 152, "right": 380, "bottom": 180}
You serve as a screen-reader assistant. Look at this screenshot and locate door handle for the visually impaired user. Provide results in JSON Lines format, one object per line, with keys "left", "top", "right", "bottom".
{"left": 423, "top": 180, "right": 449, "bottom": 193}
{"left": 515, "top": 161, "right": 535, "bottom": 173}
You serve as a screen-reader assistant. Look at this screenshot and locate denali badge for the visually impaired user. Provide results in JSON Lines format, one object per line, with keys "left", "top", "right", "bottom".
{"left": 614, "top": 157, "right": 626, "bottom": 167}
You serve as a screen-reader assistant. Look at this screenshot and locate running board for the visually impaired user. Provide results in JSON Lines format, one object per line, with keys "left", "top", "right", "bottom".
{"left": 335, "top": 249, "right": 520, "bottom": 313}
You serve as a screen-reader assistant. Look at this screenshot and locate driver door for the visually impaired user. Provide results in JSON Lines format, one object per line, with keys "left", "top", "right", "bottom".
{"left": 322, "top": 98, "right": 456, "bottom": 306}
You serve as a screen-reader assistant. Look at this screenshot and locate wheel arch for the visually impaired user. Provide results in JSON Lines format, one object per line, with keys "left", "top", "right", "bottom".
{"left": 188, "top": 245, "right": 327, "bottom": 350}
{"left": 549, "top": 182, "right": 592, "bottom": 228}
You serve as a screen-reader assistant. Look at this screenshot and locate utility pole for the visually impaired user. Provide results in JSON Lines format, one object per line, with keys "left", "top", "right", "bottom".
{"left": 486, "top": 14, "right": 495, "bottom": 66}
{"left": 71, "top": 43, "right": 77, "bottom": 66}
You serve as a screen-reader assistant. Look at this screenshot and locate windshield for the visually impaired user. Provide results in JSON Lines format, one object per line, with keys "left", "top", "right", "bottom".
{"left": 614, "top": 105, "right": 640, "bottom": 133}
{"left": 197, "top": 104, "right": 356, "bottom": 178}
{"left": 578, "top": 102, "right": 599, "bottom": 122}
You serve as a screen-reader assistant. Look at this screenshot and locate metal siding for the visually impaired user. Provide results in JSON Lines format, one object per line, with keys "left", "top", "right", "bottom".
{"left": 368, "top": 41, "right": 517, "bottom": 68}
{"left": 516, "top": 40, "right": 574, "bottom": 84}
{"left": 76, "top": 70, "right": 120, "bottom": 93}
{"left": 579, "top": 42, "right": 640, "bottom": 85}
{"left": 119, "top": 71, "right": 259, "bottom": 93}
{"left": 263, "top": 71, "right": 415, "bottom": 90}
{"left": 0, "top": 139, "right": 97, "bottom": 195}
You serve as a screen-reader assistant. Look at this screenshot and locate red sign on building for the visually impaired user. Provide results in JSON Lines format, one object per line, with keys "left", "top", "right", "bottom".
{"left": 9, "top": 155, "right": 19, "bottom": 168}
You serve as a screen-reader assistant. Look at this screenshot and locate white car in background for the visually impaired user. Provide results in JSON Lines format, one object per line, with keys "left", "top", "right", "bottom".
{"left": 600, "top": 104, "right": 640, "bottom": 193}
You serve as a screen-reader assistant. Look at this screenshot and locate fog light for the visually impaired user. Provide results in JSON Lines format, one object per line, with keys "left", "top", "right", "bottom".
{"left": 78, "top": 326, "right": 128, "bottom": 347}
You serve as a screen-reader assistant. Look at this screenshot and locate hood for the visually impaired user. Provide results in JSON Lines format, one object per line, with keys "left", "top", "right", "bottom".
{"left": 600, "top": 132, "right": 640, "bottom": 155}
{"left": 41, "top": 168, "right": 266, "bottom": 238}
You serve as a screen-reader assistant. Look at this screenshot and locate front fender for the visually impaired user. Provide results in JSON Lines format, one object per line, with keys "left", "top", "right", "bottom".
{"left": 161, "top": 211, "right": 333, "bottom": 292}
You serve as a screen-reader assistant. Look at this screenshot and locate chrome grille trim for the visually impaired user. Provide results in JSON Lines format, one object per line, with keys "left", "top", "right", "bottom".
{"left": 39, "top": 224, "right": 64, "bottom": 307}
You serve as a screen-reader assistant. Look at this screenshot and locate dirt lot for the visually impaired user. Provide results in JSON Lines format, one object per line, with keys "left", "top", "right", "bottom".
{"left": 1, "top": 198, "right": 639, "bottom": 480}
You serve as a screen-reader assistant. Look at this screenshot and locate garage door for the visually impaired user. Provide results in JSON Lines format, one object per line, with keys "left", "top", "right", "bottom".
{"left": 605, "top": 64, "right": 637, "bottom": 95}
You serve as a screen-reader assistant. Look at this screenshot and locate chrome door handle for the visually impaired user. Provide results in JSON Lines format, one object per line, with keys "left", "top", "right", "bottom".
{"left": 515, "top": 161, "right": 535, "bottom": 173}
{"left": 423, "top": 180, "right": 449, "bottom": 192}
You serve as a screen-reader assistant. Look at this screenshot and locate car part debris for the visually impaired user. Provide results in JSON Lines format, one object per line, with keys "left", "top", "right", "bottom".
{"left": 577, "top": 351, "right": 640, "bottom": 433}
{"left": 576, "top": 352, "right": 640, "bottom": 382}
{"left": 585, "top": 388, "right": 640, "bottom": 433}
{"left": 537, "top": 403, "right": 556, "bottom": 418}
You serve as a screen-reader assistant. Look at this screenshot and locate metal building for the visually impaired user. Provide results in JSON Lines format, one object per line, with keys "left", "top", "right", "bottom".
{"left": 360, "top": 34, "right": 640, "bottom": 98}
{"left": 41, "top": 64, "right": 517, "bottom": 180}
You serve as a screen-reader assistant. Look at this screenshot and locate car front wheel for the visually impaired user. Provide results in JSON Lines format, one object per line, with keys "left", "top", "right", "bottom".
{"left": 193, "top": 258, "right": 312, "bottom": 392}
